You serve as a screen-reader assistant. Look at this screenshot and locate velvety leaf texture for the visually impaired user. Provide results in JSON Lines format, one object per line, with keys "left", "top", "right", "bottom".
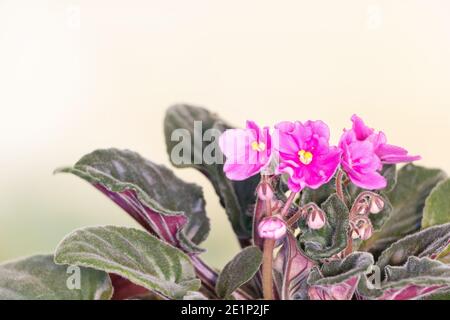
{"left": 424, "top": 290, "right": 450, "bottom": 300}
{"left": 422, "top": 179, "right": 450, "bottom": 229}
{"left": 299, "top": 178, "right": 336, "bottom": 207}
{"left": 54, "top": 226, "right": 201, "bottom": 299}
{"left": 381, "top": 164, "right": 398, "bottom": 193}
{"left": 360, "top": 164, "right": 447, "bottom": 256}
{"left": 385, "top": 257, "right": 450, "bottom": 285}
{"left": 376, "top": 223, "right": 450, "bottom": 270}
{"left": 183, "top": 291, "right": 209, "bottom": 300}
{"left": 300, "top": 194, "right": 349, "bottom": 260}
{"left": 359, "top": 257, "right": 450, "bottom": 300}
{"left": 437, "top": 244, "right": 450, "bottom": 264}
{"left": 216, "top": 246, "right": 262, "bottom": 299}
{"left": 308, "top": 252, "right": 374, "bottom": 286}
{"left": 56, "top": 148, "right": 209, "bottom": 253}
{"left": 0, "top": 255, "right": 112, "bottom": 300}
{"left": 307, "top": 252, "right": 373, "bottom": 300}
{"left": 164, "top": 104, "right": 257, "bottom": 245}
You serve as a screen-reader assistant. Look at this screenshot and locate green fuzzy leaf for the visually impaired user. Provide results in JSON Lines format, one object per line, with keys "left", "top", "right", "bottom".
{"left": 381, "top": 164, "right": 398, "bottom": 193}
{"left": 307, "top": 252, "right": 373, "bottom": 300}
{"left": 359, "top": 257, "right": 450, "bottom": 299}
{"left": 55, "top": 226, "right": 201, "bottom": 299}
{"left": 300, "top": 194, "right": 349, "bottom": 260}
{"left": 216, "top": 246, "right": 262, "bottom": 299}
{"left": 422, "top": 179, "right": 450, "bottom": 229}
{"left": 56, "top": 148, "right": 209, "bottom": 253}
{"left": 308, "top": 252, "right": 374, "bottom": 286}
{"left": 300, "top": 178, "right": 336, "bottom": 207}
{"left": 437, "top": 243, "right": 450, "bottom": 264}
{"left": 369, "top": 193, "right": 393, "bottom": 231}
{"left": 164, "top": 104, "right": 257, "bottom": 244}
{"left": 360, "top": 164, "right": 447, "bottom": 256}
{"left": 0, "top": 255, "right": 112, "bottom": 300}
{"left": 376, "top": 223, "right": 450, "bottom": 270}
{"left": 183, "top": 291, "right": 209, "bottom": 300}
{"left": 424, "top": 290, "right": 450, "bottom": 300}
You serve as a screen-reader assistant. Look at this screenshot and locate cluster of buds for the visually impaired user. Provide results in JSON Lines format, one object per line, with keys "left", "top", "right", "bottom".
{"left": 349, "top": 191, "right": 385, "bottom": 241}
{"left": 256, "top": 183, "right": 327, "bottom": 240}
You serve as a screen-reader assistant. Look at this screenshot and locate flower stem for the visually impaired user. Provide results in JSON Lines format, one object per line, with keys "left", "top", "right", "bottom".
{"left": 286, "top": 202, "right": 319, "bottom": 227}
{"left": 261, "top": 175, "right": 274, "bottom": 300}
{"left": 335, "top": 169, "right": 345, "bottom": 203}
{"left": 335, "top": 170, "right": 353, "bottom": 257}
{"left": 281, "top": 191, "right": 297, "bottom": 217}
{"left": 262, "top": 238, "right": 275, "bottom": 300}
{"left": 287, "top": 210, "right": 303, "bottom": 227}
{"left": 344, "top": 229, "right": 354, "bottom": 256}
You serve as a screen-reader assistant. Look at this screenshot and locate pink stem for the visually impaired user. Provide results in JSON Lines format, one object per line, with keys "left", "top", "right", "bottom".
{"left": 335, "top": 170, "right": 345, "bottom": 203}
{"left": 281, "top": 191, "right": 297, "bottom": 217}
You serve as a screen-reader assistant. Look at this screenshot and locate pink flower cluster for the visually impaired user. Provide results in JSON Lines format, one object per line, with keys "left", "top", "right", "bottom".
{"left": 219, "top": 115, "right": 420, "bottom": 191}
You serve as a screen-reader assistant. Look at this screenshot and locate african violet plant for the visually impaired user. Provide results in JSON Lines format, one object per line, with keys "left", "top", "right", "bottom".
{"left": 1, "top": 104, "right": 450, "bottom": 300}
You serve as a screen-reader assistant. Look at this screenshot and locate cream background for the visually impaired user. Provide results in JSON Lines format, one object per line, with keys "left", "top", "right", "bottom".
{"left": 0, "top": 0, "right": 449, "bottom": 267}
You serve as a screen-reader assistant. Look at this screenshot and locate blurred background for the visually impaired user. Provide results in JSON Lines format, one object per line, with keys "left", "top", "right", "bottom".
{"left": 0, "top": 0, "right": 449, "bottom": 268}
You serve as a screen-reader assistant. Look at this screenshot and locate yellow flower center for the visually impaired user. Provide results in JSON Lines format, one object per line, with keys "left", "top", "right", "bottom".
{"left": 298, "top": 150, "right": 313, "bottom": 165}
{"left": 251, "top": 141, "right": 266, "bottom": 152}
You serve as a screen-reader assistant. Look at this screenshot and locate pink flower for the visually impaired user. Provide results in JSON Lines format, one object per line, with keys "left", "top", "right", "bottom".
{"left": 340, "top": 115, "right": 421, "bottom": 189}
{"left": 342, "top": 115, "right": 421, "bottom": 164}
{"left": 258, "top": 216, "right": 287, "bottom": 240}
{"left": 274, "top": 121, "right": 341, "bottom": 192}
{"left": 219, "top": 120, "right": 272, "bottom": 181}
{"left": 340, "top": 139, "right": 387, "bottom": 189}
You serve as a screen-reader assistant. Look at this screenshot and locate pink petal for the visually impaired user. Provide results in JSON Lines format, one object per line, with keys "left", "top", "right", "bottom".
{"left": 344, "top": 164, "right": 387, "bottom": 189}
{"left": 351, "top": 114, "right": 374, "bottom": 140}
{"left": 223, "top": 162, "right": 262, "bottom": 181}
{"left": 245, "top": 120, "right": 260, "bottom": 140}
{"left": 218, "top": 129, "right": 252, "bottom": 159}
{"left": 376, "top": 143, "right": 421, "bottom": 164}
{"left": 305, "top": 120, "right": 331, "bottom": 141}
{"left": 276, "top": 120, "right": 340, "bottom": 192}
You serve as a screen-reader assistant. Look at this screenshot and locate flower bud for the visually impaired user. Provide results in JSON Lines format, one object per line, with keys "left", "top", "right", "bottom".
{"left": 258, "top": 216, "right": 287, "bottom": 240}
{"left": 354, "top": 200, "right": 369, "bottom": 215}
{"left": 359, "top": 222, "right": 373, "bottom": 240}
{"left": 350, "top": 218, "right": 373, "bottom": 240}
{"left": 307, "top": 208, "right": 326, "bottom": 230}
{"left": 369, "top": 195, "right": 385, "bottom": 214}
{"left": 350, "top": 228, "right": 360, "bottom": 240}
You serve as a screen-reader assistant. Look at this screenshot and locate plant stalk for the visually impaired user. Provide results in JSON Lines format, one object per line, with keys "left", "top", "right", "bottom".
{"left": 262, "top": 238, "right": 275, "bottom": 300}
{"left": 281, "top": 191, "right": 297, "bottom": 217}
{"left": 261, "top": 176, "right": 274, "bottom": 300}
{"left": 336, "top": 169, "right": 345, "bottom": 203}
